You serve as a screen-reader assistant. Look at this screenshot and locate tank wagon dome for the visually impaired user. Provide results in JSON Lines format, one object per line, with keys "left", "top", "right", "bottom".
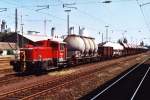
{"left": 103, "top": 42, "right": 124, "bottom": 50}
{"left": 64, "top": 34, "right": 85, "bottom": 52}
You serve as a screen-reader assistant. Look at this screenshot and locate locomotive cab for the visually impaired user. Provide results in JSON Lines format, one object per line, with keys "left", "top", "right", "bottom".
{"left": 51, "top": 41, "right": 67, "bottom": 67}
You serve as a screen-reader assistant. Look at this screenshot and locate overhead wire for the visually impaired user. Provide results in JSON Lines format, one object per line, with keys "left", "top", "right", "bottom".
{"left": 0, "top": 0, "right": 99, "bottom": 33}
{"left": 76, "top": 9, "right": 108, "bottom": 25}
{"left": 1, "top": 0, "right": 148, "bottom": 35}
{"left": 0, "top": 1, "right": 116, "bottom": 33}
{"left": 58, "top": 0, "right": 111, "bottom": 32}
{"left": 60, "top": 0, "right": 136, "bottom": 5}
{"left": 135, "top": 0, "right": 150, "bottom": 33}
{"left": 0, "top": 0, "right": 19, "bottom": 7}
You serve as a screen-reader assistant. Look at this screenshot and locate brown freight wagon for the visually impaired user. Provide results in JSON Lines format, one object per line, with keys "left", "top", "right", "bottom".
{"left": 98, "top": 46, "right": 113, "bottom": 60}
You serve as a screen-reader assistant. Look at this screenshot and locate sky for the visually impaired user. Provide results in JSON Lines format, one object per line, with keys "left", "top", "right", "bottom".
{"left": 0, "top": 0, "right": 150, "bottom": 45}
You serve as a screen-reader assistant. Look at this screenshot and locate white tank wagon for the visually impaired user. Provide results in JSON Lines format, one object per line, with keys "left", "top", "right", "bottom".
{"left": 64, "top": 34, "right": 98, "bottom": 57}
{"left": 64, "top": 34, "right": 85, "bottom": 57}
{"left": 88, "top": 38, "right": 94, "bottom": 53}
{"left": 79, "top": 27, "right": 97, "bottom": 56}
{"left": 82, "top": 37, "right": 90, "bottom": 56}
{"left": 80, "top": 36, "right": 98, "bottom": 56}
{"left": 91, "top": 38, "right": 98, "bottom": 54}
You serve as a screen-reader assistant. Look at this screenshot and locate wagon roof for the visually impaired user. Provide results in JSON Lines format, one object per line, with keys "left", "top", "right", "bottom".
{"left": 103, "top": 42, "right": 124, "bottom": 50}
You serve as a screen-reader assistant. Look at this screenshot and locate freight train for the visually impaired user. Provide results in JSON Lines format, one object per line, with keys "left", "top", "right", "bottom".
{"left": 10, "top": 34, "right": 148, "bottom": 73}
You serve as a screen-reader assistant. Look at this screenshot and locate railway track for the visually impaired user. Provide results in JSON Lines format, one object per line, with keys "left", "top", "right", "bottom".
{"left": 0, "top": 53, "right": 141, "bottom": 86}
{"left": 0, "top": 60, "right": 115, "bottom": 87}
{"left": 80, "top": 57, "right": 150, "bottom": 100}
{"left": 0, "top": 73, "right": 35, "bottom": 87}
{"left": 0, "top": 54, "right": 147, "bottom": 100}
{"left": 0, "top": 62, "right": 120, "bottom": 99}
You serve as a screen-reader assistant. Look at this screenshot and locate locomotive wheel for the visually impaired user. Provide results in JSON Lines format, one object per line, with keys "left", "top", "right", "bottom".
{"left": 34, "top": 61, "right": 43, "bottom": 73}
{"left": 42, "top": 61, "right": 49, "bottom": 71}
{"left": 25, "top": 65, "right": 33, "bottom": 73}
{"left": 13, "top": 62, "right": 20, "bottom": 72}
{"left": 13, "top": 61, "right": 25, "bottom": 73}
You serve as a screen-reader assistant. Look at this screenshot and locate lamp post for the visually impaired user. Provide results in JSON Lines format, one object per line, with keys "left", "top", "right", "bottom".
{"left": 99, "top": 32, "right": 103, "bottom": 43}
{"left": 14, "top": 8, "right": 19, "bottom": 60}
{"left": 65, "top": 10, "right": 71, "bottom": 35}
{"left": 122, "top": 30, "right": 127, "bottom": 39}
{"left": 101, "top": 0, "right": 112, "bottom": 3}
{"left": 63, "top": 3, "right": 77, "bottom": 35}
{"left": 101, "top": 1, "right": 111, "bottom": 42}
{"left": 21, "top": 14, "right": 24, "bottom": 48}
{"left": 35, "top": 5, "right": 49, "bottom": 12}
{"left": 20, "top": 14, "right": 29, "bottom": 48}
{"left": 35, "top": 5, "right": 50, "bottom": 35}
{"left": 105, "top": 25, "right": 109, "bottom": 42}
{"left": 44, "top": 19, "right": 51, "bottom": 36}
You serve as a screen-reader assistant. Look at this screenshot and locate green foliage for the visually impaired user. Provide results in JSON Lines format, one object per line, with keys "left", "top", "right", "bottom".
{"left": 7, "top": 49, "right": 14, "bottom": 55}
{"left": 117, "top": 39, "right": 122, "bottom": 44}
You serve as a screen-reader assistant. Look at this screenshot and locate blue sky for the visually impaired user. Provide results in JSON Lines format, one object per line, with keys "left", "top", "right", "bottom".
{"left": 0, "top": 0, "right": 150, "bottom": 45}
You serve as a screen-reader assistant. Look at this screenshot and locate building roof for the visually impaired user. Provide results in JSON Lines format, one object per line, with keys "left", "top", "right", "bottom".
{"left": 19, "top": 33, "right": 65, "bottom": 43}
{"left": 21, "top": 34, "right": 50, "bottom": 42}
{"left": 0, "top": 42, "right": 16, "bottom": 50}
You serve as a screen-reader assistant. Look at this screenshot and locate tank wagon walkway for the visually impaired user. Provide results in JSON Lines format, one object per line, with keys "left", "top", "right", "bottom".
{"left": 80, "top": 57, "right": 150, "bottom": 100}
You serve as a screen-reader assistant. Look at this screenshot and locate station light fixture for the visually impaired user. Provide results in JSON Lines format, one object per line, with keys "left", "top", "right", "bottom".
{"left": 102, "top": 0, "right": 112, "bottom": 3}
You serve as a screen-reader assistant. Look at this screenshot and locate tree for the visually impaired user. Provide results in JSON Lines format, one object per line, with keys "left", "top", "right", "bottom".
{"left": 117, "top": 39, "right": 122, "bottom": 44}
{"left": 140, "top": 41, "right": 144, "bottom": 46}
{"left": 123, "top": 38, "right": 128, "bottom": 43}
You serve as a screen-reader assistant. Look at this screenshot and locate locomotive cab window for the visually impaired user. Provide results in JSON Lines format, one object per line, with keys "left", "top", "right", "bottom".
{"left": 60, "top": 44, "right": 65, "bottom": 50}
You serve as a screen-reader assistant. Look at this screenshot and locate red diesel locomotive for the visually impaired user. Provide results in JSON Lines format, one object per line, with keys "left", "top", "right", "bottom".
{"left": 11, "top": 39, "right": 67, "bottom": 72}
